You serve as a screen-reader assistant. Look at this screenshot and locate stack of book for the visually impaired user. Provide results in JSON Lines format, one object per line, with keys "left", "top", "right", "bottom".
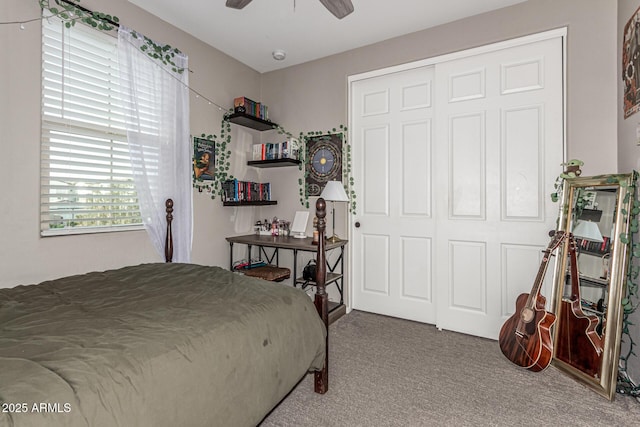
{"left": 233, "top": 260, "right": 267, "bottom": 270}
{"left": 234, "top": 96, "right": 268, "bottom": 120}
{"left": 576, "top": 237, "right": 610, "bottom": 255}
{"left": 252, "top": 138, "right": 300, "bottom": 161}
{"left": 222, "top": 179, "right": 271, "bottom": 203}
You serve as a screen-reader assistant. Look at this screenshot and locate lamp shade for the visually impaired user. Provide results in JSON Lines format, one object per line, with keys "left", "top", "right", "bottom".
{"left": 573, "top": 220, "right": 604, "bottom": 243}
{"left": 320, "top": 181, "right": 349, "bottom": 202}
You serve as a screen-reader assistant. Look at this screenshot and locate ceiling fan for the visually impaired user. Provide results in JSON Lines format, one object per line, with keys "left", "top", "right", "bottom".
{"left": 225, "top": 0, "right": 354, "bottom": 19}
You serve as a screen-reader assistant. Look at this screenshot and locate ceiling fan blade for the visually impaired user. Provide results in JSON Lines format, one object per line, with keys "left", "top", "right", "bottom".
{"left": 225, "top": 0, "right": 253, "bottom": 10}
{"left": 318, "top": 0, "right": 354, "bottom": 19}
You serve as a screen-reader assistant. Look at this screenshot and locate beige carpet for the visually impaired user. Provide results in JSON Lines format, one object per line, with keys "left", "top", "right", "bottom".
{"left": 261, "top": 310, "right": 640, "bottom": 426}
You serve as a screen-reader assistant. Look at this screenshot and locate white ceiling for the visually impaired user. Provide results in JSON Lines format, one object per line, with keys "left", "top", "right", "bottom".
{"left": 128, "top": 0, "right": 526, "bottom": 73}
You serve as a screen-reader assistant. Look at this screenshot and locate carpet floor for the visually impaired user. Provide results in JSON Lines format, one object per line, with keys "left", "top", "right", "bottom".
{"left": 261, "top": 310, "right": 640, "bottom": 426}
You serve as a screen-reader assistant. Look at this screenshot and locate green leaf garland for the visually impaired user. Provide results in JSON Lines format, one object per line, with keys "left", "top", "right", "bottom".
{"left": 616, "top": 171, "right": 640, "bottom": 397}
{"left": 213, "top": 114, "right": 235, "bottom": 199}
{"left": 38, "top": 0, "right": 184, "bottom": 73}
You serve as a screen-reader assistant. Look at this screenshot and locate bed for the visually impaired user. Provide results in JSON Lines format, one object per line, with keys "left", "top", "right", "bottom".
{"left": 0, "top": 199, "right": 331, "bottom": 427}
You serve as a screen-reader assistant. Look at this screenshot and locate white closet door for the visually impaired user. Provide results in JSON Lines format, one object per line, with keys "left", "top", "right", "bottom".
{"left": 349, "top": 33, "right": 564, "bottom": 340}
{"left": 433, "top": 36, "right": 564, "bottom": 339}
{"left": 351, "top": 66, "right": 437, "bottom": 324}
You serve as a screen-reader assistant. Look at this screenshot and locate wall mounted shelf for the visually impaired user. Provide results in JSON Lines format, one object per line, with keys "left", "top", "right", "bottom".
{"left": 223, "top": 200, "right": 277, "bottom": 207}
{"left": 247, "top": 159, "right": 301, "bottom": 168}
{"left": 226, "top": 112, "right": 278, "bottom": 131}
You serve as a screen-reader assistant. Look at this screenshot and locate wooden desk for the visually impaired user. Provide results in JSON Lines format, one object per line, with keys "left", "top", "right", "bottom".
{"left": 226, "top": 234, "right": 347, "bottom": 321}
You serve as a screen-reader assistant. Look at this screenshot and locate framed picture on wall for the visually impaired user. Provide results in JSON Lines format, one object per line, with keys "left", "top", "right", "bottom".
{"left": 305, "top": 133, "right": 343, "bottom": 196}
{"left": 623, "top": 5, "right": 640, "bottom": 118}
{"left": 193, "top": 136, "right": 214, "bottom": 181}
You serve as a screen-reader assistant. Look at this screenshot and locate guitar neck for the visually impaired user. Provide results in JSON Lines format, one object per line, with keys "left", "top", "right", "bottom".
{"left": 568, "top": 235, "right": 581, "bottom": 299}
{"left": 527, "top": 249, "right": 553, "bottom": 307}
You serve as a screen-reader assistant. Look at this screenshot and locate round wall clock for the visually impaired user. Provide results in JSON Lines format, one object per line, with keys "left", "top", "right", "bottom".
{"left": 305, "top": 133, "right": 343, "bottom": 196}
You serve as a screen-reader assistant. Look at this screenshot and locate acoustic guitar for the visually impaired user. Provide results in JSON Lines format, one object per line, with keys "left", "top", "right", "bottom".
{"left": 554, "top": 234, "right": 603, "bottom": 377}
{"left": 499, "top": 231, "right": 565, "bottom": 372}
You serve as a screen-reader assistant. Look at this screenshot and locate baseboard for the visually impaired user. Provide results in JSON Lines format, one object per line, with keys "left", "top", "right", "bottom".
{"left": 328, "top": 303, "right": 346, "bottom": 325}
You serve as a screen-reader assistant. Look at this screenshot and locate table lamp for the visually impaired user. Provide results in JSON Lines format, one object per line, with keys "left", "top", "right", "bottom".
{"left": 320, "top": 181, "right": 349, "bottom": 243}
{"left": 573, "top": 219, "right": 607, "bottom": 284}
{"left": 573, "top": 220, "right": 603, "bottom": 243}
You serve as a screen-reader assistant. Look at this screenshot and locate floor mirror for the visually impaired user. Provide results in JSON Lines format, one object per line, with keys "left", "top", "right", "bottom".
{"left": 550, "top": 174, "right": 634, "bottom": 399}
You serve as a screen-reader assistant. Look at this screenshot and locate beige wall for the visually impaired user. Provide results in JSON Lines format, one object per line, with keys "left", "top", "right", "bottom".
{"left": 1, "top": 0, "right": 621, "bottom": 295}
{"left": 261, "top": 0, "right": 619, "bottom": 244}
{"left": 619, "top": 2, "right": 640, "bottom": 173}
{"left": 618, "top": 0, "right": 640, "bottom": 392}
{"left": 1, "top": 0, "right": 633, "bottom": 389}
{"left": 0, "top": 0, "right": 262, "bottom": 287}
{"left": 262, "top": 0, "right": 631, "bottom": 380}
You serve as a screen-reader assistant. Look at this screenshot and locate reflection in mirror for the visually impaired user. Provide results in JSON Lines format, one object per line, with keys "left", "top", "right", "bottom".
{"left": 551, "top": 175, "right": 633, "bottom": 400}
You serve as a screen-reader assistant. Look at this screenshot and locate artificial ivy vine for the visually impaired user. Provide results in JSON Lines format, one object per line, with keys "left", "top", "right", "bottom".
{"left": 38, "top": 1, "right": 359, "bottom": 208}
{"left": 296, "top": 130, "right": 313, "bottom": 209}
{"left": 343, "top": 125, "right": 356, "bottom": 214}
{"left": 130, "top": 31, "right": 185, "bottom": 74}
{"left": 38, "top": 0, "right": 184, "bottom": 73}
{"left": 39, "top": 0, "right": 117, "bottom": 30}
{"left": 611, "top": 171, "right": 640, "bottom": 398}
{"left": 213, "top": 115, "right": 235, "bottom": 199}
{"left": 273, "top": 125, "right": 309, "bottom": 208}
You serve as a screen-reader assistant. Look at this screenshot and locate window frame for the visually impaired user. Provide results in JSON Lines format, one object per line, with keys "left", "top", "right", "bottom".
{"left": 40, "top": 16, "right": 144, "bottom": 236}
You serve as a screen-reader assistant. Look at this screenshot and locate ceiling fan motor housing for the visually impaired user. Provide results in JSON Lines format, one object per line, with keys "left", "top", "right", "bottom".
{"left": 226, "top": 0, "right": 354, "bottom": 19}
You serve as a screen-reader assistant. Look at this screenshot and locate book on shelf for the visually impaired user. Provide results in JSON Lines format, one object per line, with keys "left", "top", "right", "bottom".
{"left": 576, "top": 236, "right": 610, "bottom": 254}
{"left": 251, "top": 138, "right": 300, "bottom": 161}
{"left": 252, "top": 144, "right": 265, "bottom": 161}
{"left": 234, "top": 96, "right": 268, "bottom": 120}
{"left": 222, "top": 179, "right": 271, "bottom": 202}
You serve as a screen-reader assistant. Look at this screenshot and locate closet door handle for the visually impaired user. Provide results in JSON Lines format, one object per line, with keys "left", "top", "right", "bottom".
{"left": 355, "top": 221, "right": 361, "bottom": 228}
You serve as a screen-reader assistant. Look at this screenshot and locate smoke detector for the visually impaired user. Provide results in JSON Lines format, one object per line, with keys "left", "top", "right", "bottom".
{"left": 272, "top": 50, "right": 286, "bottom": 61}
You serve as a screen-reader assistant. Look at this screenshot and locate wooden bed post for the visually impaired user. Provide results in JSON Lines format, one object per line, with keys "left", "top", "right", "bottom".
{"left": 165, "top": 199, "right": 174, "bottom": 263}
{"left": 314, "top": 197, "right": 329, "bottom": 394}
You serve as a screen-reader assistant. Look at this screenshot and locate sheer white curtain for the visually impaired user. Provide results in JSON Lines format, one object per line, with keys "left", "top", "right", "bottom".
{"left": 118, "top": 26, "right": 192, "bottom": 262}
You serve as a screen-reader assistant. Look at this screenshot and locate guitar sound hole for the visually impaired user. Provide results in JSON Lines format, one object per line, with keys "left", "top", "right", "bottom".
{"left": 521, "top": 308, "right": 535, "bottom": 323}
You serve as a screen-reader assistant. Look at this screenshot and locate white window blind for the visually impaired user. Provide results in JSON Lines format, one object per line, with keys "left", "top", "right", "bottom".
{"left": 41, "top": 17, "right": 144, "bottom": 236}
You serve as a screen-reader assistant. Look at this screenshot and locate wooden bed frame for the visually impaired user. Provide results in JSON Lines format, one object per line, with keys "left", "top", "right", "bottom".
{"left": 163, "top": 197, "right": 330, "bottom": 394}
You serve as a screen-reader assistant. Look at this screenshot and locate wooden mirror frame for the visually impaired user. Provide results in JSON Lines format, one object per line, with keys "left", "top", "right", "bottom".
{"left": 550, "top": 174, "right": 633, "bottom": 400}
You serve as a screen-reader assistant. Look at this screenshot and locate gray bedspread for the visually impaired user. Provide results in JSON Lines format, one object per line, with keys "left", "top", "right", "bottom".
{"left": 0, "top": 263, "right": 326, "bottom": 427}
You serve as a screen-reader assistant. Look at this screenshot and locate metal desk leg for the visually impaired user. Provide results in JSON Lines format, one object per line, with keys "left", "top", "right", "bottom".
{"left": 229, "top": 242, "right": 234, "bottom": 270}
{"left": 259, "top": 247, "right": 279, "bottom": 265}
{"left": 339, "top": 245, "right": 344, "bottom": 305}
{"left": 293, "top": 249, "right": 298, "bottom": 287}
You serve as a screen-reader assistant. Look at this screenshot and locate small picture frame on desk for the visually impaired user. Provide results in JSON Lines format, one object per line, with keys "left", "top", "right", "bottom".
{"left": 291, "top": 211, "right": 309, "bottom": 239}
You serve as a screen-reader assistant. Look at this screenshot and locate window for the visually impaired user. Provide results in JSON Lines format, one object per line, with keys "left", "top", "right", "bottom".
{"left": 41, "top": 16, "right": 143, "bottom": 236}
